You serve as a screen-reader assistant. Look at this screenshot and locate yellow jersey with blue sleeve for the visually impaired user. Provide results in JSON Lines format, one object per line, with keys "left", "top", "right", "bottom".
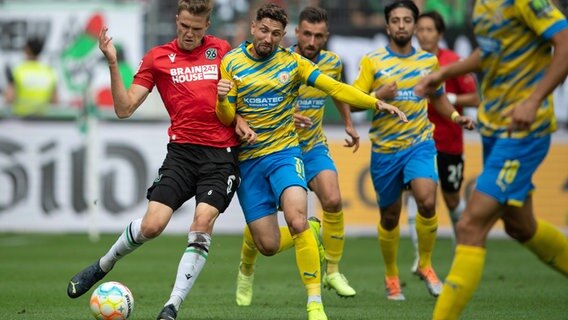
{"left": 219, "top": 42, "right": 381, "bottom": 161}
{"left": 220, "top": 42, "right": 321, "bottom": 161}
{"left": 473, "top": 0, "right": 568, "bottom": 138}
{"left": 353, "top": 46, "right": 443, "bottom": 153}
{"left": 294, "top": 46, "right": 343, "bottom": 152}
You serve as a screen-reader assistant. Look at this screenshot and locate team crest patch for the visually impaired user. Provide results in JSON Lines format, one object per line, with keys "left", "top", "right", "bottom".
{"left": 205, "top": 48, "right": 218, "bottom": 60}
{"left": 278, "top": 71, "right": 290, "bottom": 84}
{"left": 492, "top": 10, "right": 504, "bottom": 25}
{"left": 529, "top": 0, "right": 552, "bottom": 17}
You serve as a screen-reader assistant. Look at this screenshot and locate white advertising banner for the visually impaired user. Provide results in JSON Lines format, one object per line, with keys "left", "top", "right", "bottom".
{"left": 0, "top": 2, "right": 149, "bottom": 114}
{"left": 0, "top": 120, "right": 247, "bottom": 233}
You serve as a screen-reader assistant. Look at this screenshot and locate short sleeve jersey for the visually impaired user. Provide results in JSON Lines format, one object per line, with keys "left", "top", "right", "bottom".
{"left": 220, "top": 42, "right": 321, "bottom": 161}
{"left": 353, "top": 46, "right": 443, "bottom": 153}
{"left": 294, "top": 47, "right": 343, "bottom": 152}
{"left": 473, "top": 0, "right": 568, "bottom": 138}
{"left": 133, "top": 36, "right": 238, "bottom": 147}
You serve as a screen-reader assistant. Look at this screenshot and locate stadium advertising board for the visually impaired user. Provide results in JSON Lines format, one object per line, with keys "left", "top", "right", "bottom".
{"left": 1, "top": 121, "right": 566, "bottom": 235}
{"left": 0, "top": 120, "right": 246, "bottom": 233}
{"left": 0, "top": 2, "right": 144, "bottom": 113}
{"left": 325, "top": 136, "right": 568, "bottom": 235}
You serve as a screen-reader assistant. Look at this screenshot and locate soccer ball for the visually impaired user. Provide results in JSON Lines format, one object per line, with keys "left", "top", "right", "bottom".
{"left": 89, "top": 281, "right": 134, "bottom": 320}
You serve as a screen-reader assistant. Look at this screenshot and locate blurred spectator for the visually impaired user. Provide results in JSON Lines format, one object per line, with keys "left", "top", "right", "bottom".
{"left": 348, "top": 1, "right": 387, "bottom": 28}
{"left": 4, "top": 38, "right": 58, "bottom": 117}
{"left": 424, "top": 0, "right": 471, "bottom": 28}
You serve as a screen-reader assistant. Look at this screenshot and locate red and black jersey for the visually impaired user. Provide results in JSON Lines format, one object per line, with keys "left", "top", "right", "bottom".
{"left": 133, "top": 35, "right": 238, "bottom": 147}
{"left": 428, "top": 49, "right": 478, "bottom": 155}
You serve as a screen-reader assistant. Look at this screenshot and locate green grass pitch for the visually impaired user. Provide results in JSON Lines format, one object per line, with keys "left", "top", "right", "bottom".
{"left": 0, "top": 233, "right": 566, "bottom": 319}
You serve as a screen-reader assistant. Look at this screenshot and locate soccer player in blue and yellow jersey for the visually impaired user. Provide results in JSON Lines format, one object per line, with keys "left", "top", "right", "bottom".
{"left": 415, "top": 0, "right": 568, "bottom": 318}
{"left": 406, "top": 10, "right": 481, "bottom": 272}
{"left": 216, "top": 4, "right": 406, "bottom": 319}
{"left": 234, "top": 6, "right": 358, "bottom": 307}
{"left": 352, "top": 0, "right": 474, "bottom": 301}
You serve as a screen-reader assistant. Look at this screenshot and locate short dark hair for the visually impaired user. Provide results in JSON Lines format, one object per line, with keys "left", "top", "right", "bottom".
{"left": 298, "top": 6, "right": 328, "bottom": 25}
{"left": 384, "top": 0, "right": 420, "bottom": 22}
{"left": 25, "top": 38, "right": 44, "bottom": 57}
{"left": 177, "top": 0, "right": 212, "bottom": 19}
{"left": 256, "top": 3, "right": 288, "bottom": 29}
{"left": 418, "top": 11, "right": 446, "bottom": 33}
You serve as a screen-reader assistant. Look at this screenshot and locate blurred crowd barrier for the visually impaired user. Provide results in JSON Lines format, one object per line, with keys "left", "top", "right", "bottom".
{"left": 0, "top": 120, "right": 566, "bottom": 235}
{"left": 326, "top": 135, "right": 568, "bottom": 235}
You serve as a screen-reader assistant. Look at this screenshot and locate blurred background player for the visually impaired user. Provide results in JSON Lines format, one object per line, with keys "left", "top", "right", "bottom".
{"left": 216, "top": 4, "right": 405, "bottom": 319}
{"left": 4, "top": 37, "right": 58, "bottom": 117}
{"left": 234, "top": 6, "right": 358, "bottom": 307}
{"left": 415, "top": 0, "right": 568, "bottom": 318}
{"left": 66, "top": 1, "right": 238, "bottom": 320}
{"left": 405, "top": 10, "right": 480, "bottom": 272}
{"left": 352, "top": 0, "right": 474, "bottom": 301}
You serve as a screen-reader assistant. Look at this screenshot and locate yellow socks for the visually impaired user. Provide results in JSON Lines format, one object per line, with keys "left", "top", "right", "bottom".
{"left": 294, "top": 228, "right": 322, "bottom": 296}
{"left": 239, "top": 224, "right": 297, "bottom": 276}
{"left": 239, "top": 226, "right": 258, "bottom": 276}
{"left": 433, "top": 245, "right": 485, "bottom": 320}
{"left": 323, "top": 210, "right": 344, "bottom": 274}
{"left": 378, "top": 223, "right": 400, "bottom": 277}
{"left": 277, "top": 226, "right": 295, "bottom": 253}
{"left": 416, "top": 213, "right": 438, "bottom": 269}
{"left": 524, "top": 219, "right": 568, "bottom": 276}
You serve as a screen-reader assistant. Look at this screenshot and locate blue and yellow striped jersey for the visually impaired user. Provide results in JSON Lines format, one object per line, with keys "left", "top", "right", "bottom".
{"left": 220, "top": 41, "right": 321, "bottom": 161}
{"left": 353, "top": 46, "right": 443, "bottom": 153}
{"left": 294, "top": 46, "right": 343, "bottom": 152}
{"left": 473, "top": 0, "right": 568, "bottom": 138}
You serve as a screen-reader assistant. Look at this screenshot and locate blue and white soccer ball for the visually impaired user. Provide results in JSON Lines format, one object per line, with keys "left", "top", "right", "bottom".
{"left": 89, "top": 281, "right": 134, "bottom": 320}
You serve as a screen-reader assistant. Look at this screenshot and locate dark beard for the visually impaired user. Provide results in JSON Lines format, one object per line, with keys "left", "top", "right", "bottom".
{"left": 255, "top": 43, "right": 272, "bottom": 58}
{"left": 393, "top": 35, "right": 412, "bottom": 47}
{"left": 299, "top": 46, "right": 318, "bottom": 60}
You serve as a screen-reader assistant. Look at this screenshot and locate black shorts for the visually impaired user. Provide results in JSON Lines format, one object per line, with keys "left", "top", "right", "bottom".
{"left": 147, "top": 143, "right": 240, "bottom": 213}
{"left": 437, "top": 151, "right": 464, "bottom": 193}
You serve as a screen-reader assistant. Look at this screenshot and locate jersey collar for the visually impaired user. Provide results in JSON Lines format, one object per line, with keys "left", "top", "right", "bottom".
{"left": 386, "top": 45, "right": 416, "bottom": 58}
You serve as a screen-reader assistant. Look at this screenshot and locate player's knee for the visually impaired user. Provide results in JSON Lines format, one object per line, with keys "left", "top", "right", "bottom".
{"left": 320, "top": 194, "right": 342, "bottom": 212}
{"left": 380, "top": 215, "right": 400, "bottom": 230}
{"left": 504, "top": 222, "right": 534, "bottom": 243}
{"left": 284, "top": 213, "right": 309, "bottom": 235}
{"left": 256, "top": 242, "right": 279, "bottom": 256}
{"left": 416, "top": 198, "right": 436, "bottom": 217}
{"left": 140, "top": 221, "right": 164, "bottom": 239}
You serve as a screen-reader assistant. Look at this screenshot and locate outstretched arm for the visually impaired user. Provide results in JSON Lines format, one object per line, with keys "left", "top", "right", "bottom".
{"left": 313, "top": 73, "right": 407, "bottom": 122}
{"left": 451, "top": 92, "right": 480, "bottom": 108}
{"left": 431, "top": 94, "right": 475, "bottom": 130}
{"left": 99, "top": 26, "right": 149, "bottom": 119}
{"left": 415, "top": 49, "right": 482, "bottom": 97}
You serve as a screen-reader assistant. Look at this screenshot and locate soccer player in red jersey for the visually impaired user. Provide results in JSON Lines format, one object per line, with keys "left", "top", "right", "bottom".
{"left": 66, "top": 1, "right": 238, "bottom": 319}
{"left": 406, "top": 10, "right": 480, "bottom": 272}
